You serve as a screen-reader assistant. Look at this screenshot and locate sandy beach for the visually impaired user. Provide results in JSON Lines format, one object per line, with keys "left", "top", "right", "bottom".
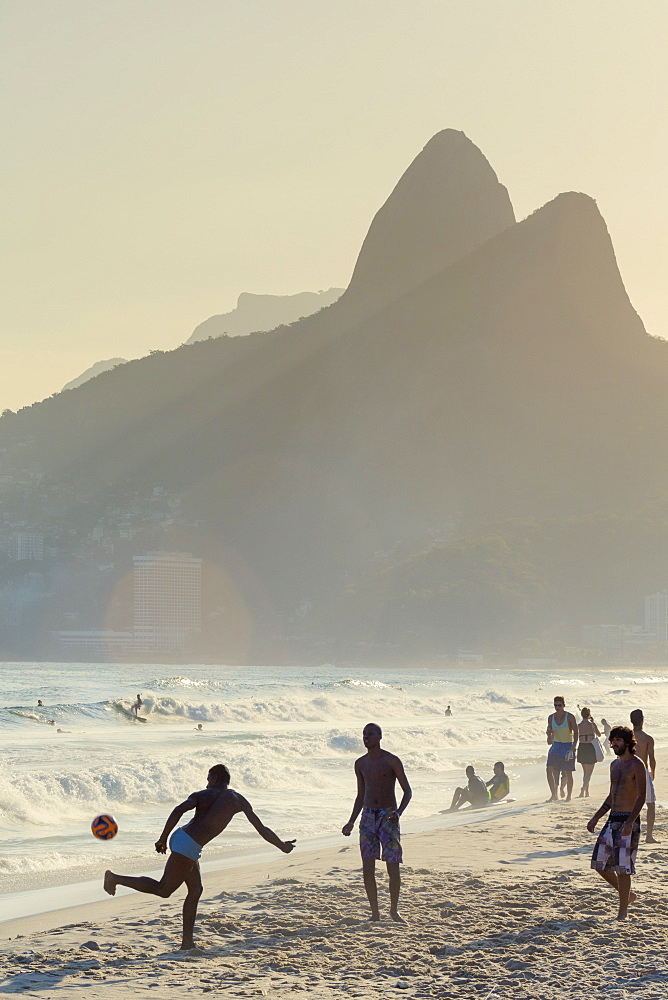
{"left": 2, "top": 775, "right": 667, "bottom": 1000}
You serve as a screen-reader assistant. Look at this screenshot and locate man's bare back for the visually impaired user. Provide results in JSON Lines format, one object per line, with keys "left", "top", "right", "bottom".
{"left": 180, "top": 786, "right": 250, "bottom": 846}
{"left": 632, "top": 730, "right": 655, "bottom": 770}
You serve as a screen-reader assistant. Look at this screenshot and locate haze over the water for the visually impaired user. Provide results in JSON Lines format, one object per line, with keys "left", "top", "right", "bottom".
{"left": 1, "top": 0, "right": 666, "bottom": 411}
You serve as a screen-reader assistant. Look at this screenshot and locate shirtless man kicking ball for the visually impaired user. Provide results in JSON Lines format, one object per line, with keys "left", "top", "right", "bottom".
{"left": 588, "top": 726, "right": 646, "bottom": 920}
{"left": 104, "top": 764, "right": 295, "bottom": 949}
{"left": 342, "top": 723, "right": 412, "bottom": 923}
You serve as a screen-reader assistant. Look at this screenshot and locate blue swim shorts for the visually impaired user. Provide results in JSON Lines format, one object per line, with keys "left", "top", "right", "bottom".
{"left": 169, "top": 827, "right": 203, "bottom": 862}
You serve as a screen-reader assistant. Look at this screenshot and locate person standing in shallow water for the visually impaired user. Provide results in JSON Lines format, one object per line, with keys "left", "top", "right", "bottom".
{"left": 342, "top": 723, "right": 412, "bottom": 923}
{"left": 546, "top": 695, "right": 578, "bottom": 802}
{"left": 588, "top": 726, "right": 646, "bottom": 920}
{"left": 103, "top": 764, "right": 295, "bottom": 950}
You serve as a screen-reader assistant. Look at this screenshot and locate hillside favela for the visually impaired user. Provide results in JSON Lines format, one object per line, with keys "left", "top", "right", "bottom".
{"left": 2, "top": 5, "right": 668, "bottom": 1000}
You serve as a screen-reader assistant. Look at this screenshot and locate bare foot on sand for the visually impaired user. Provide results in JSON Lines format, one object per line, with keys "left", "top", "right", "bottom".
{"left": 546, "top": 796, "right": 558, "bottom": 803}
{"left": 103, "top": 870, "right": 117, "bottom": 896}
{"left": 646, "top": 835, "right": 659, "bottom": 844}
{"left": 629, "top": 890, "right": 637, "bottom": 904}
{"left": 390, "top": 910, "right": 407, "bottom": 924}
{"left": 369, "top": 912, "right": 381, "bottom": 922}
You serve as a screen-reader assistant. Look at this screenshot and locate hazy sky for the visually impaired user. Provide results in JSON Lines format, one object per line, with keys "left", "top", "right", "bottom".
{"left": 2, "top": 1, "right": 666, "bottom": 412}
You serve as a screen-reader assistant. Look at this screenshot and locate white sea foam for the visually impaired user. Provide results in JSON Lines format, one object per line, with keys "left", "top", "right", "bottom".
{"left": 1, "top": 661, "right": 667, "bottom": 902}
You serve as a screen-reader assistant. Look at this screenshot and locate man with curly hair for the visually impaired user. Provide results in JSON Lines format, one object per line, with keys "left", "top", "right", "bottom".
{"left": 588, "top": 726, "right": 646, "bottom": 919}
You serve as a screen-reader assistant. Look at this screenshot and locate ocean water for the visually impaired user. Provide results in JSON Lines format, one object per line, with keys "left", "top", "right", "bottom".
{"left": 1, "top": 661, "right": 666, "bottom": 917}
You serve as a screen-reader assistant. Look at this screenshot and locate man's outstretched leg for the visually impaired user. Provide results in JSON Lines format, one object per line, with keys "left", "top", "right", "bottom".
{"left": 362, "top": 857, "right": 380, "bottom": 921}
{"left": 386, "top": 861, "right": 405, "bottom": 923}
{"left": 181, "top": 863, "right": 203, "bottom": 949}
{"left": 104, "top": 851, "right": 194, "bottom": 899}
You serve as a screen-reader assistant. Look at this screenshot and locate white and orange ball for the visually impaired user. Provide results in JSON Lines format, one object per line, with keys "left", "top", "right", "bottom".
{"left": 91, "top": 814, "right": 118, "bottom": 840}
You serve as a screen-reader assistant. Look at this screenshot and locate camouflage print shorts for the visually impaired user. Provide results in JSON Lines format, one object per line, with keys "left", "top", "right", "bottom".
{"left": 359, "top": 807, "right": 403, "bottom": 863}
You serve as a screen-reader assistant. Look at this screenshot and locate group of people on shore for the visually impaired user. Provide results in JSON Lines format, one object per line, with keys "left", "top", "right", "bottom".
{"left": 546, "top": 695, "right": 658, "bottom": 920}
{"left": 103, "top": 698, "right": 659, "bottom": 947}
{"left": 545, "top": 697, "right": 657, "bottom": 842}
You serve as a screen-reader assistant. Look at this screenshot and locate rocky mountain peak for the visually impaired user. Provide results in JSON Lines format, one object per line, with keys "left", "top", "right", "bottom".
{"left": 341, "top": 129, "right": 515, "bottom": 317}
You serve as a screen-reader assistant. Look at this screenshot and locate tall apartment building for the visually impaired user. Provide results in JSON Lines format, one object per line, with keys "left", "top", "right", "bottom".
{"left": 645, "top": 591, "right": 668, "bottom": 648}
{"left": 133, "top": 552, "right": 202, "bottom": 652}
{"left": 12, "top": 532, "right": 44, "bottom": 561}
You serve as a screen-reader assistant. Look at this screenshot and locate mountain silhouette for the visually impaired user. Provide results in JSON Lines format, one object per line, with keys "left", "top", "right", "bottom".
{"left": 61, "top": 358, "right": 128, "bottom": 392}
{"left": 1, "top": 130, "right": 665, "bottom": 658}
{"left": 339, "top": 129, "right": 515, "bottom": 317}
{"left": 186, "top": 288, "right": 343, "bottom": 344}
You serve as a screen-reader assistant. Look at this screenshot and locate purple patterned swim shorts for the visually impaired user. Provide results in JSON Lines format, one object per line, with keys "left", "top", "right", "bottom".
{"left": 591, "top": 812, "right": 640, "bottom": 876}
{"left": 359, "top": 807, "right": 403, "bottom": 863}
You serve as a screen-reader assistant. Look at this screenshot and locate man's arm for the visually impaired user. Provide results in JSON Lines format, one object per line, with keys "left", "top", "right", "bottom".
{"left": 648, "top": 735, "right": 656, "bottom": 779}
{"left": 238, "top": 796, "right": 295, "bottom": 853}
{"left": 342, "top": 759, "right": 365, "bottom": 835}
{"left": 546, "top": 715, "right": 553, "bottom": 745}
{"left": 568, "top": 713, "right": 578, "bottom": 750}
{"left": 621, "top": 758, "right": 647, "bottom": 836}
{"left": 392, "top": 756, "right": 412, "bottom": 817}
{"left": 587, "top": 765, "right": 614, "bottom": 833}
{"left": 155, "top": 793, "right": 199, "bottom": 853}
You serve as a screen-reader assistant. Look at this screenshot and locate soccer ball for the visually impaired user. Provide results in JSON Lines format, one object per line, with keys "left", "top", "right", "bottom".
{"left": 91, "top": 814, "right": 118, "bottom": 840}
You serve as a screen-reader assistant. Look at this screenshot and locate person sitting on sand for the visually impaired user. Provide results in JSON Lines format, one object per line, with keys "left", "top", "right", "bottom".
{"left": 486, "top": 762, "right": 509, "bottom": 802}
{"left": 630, "top": 709, "right": 658, "bottom": 844}
{"left": 449, "top": 765, "right": 490, "bottom": 811}
{"left": 342, "top": 722, "right": 412, "bottom": 923}
{"left": 588, "top": 725, "right": 646, "bottom": 920}
{"left": 132, "top": 694, "right": 143, "bottom": 717}
{"left": 577, "top": 707, "right": 601, "bottom": 798}
{"left": 546, "top": 695, "right": 578, "bottom": 802}
{"left": 103, "top": 764, "right": 295, "bottom": 950}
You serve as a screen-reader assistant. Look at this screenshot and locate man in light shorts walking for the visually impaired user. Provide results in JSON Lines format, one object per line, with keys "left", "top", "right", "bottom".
{"left": 342, "top": 723, "right": 412, "bottom": 922}
{"left": 546, "top": 695, "right": 578, "bottom": 802}
{"left": 103, "top": 764, "right": 295, "bottom": 949}
{"left": 630, "top": 709, "right": 658, "bottom": 843}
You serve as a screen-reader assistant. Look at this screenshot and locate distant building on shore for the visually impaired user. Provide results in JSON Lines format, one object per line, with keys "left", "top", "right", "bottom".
{"left": 133, "top": 551, "right": 202, "bottom": 653}
{"left": 644, "top": 591, "right": 668, "bottom": 648}
{"left": 12, "top": 532, "right": 44, "bottom": 561}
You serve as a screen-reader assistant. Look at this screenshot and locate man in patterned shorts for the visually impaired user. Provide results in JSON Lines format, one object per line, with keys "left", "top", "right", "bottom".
{"left": 588, "top": 725, "right": 646, "bottom": 919}
{"left": 342, "top": 723, "right": 412, "bottom": 922}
